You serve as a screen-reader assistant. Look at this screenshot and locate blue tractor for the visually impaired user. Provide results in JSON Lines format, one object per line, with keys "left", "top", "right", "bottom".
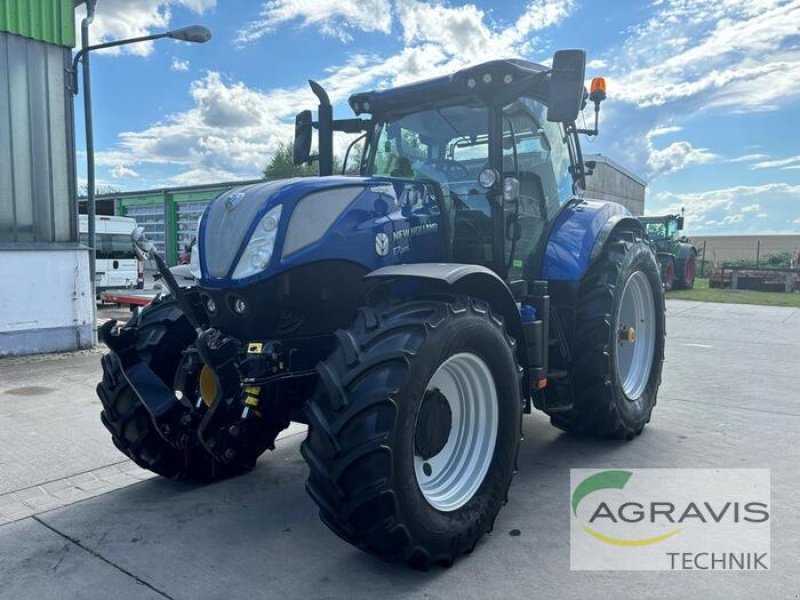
{"left": 97, "top": 50, "right": 665, "bottom": 568}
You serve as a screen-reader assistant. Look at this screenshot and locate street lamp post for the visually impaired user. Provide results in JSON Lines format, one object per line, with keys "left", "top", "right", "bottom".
{"left": 73, "top": 1, "right": 211, "bottom": 339}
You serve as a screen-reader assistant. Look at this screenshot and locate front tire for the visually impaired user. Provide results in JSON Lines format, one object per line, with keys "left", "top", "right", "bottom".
{"left": 303, "top": 297, "right": 521, "bottom": 568}
{"left": 551, "top": 228, "right": 665, "bottom": 440}
{"left": 96, "top": 298, "right": 259, "bottom": 481}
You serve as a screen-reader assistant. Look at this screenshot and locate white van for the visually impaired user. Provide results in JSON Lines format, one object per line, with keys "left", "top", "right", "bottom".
{"left": 79, "top": 215, "right": 144, "bottom": 295}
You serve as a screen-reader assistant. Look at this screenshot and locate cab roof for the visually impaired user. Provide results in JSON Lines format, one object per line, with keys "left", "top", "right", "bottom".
{"left": 348, "top": 59, "right": 550, "bottom": 119}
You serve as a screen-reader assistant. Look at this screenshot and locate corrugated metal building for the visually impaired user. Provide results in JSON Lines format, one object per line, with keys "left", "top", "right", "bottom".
{"left": 583, "top": 153, "right": 647, "bottom": 216}
{"left": 0, "top": 0, "right": 92, "bottom": 355}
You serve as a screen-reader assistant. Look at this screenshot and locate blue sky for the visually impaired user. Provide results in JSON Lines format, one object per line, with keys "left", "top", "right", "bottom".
{"left": 75, "top": 0, "right": 800, "bottom": 235}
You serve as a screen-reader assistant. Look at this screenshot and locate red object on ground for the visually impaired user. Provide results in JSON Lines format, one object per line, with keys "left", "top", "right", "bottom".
{"left": 101, "top": 290, "right": 156, "bottom": 306}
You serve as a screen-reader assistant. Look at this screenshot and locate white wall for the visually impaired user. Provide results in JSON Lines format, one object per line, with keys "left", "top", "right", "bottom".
{"left": 0, "top": 249, "right": 92, "bottom": 356}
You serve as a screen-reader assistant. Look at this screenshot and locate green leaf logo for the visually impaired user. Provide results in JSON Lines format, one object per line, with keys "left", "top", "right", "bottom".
{"left": 572, "top": 470, "right": 632, "bottom": 516}
{"left": 572, "top": 470, "right": 682, "bottom": 546}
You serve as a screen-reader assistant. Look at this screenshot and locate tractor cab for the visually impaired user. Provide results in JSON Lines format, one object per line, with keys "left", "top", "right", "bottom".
{"left": 639, "top": 211, "right": 697, "bottom": 290}
{"left": 294, "top": 51, "right": 601, "bottom": 282}
{"left": 640, "top": 213, "right": 686, "bottom": 252}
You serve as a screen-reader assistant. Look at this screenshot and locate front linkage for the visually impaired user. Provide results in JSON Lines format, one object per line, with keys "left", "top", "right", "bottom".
{"left": 99, "top": 230, "right": 293, "bottom": 467}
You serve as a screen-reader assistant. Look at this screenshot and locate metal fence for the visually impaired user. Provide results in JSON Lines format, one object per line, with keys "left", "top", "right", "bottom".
{"left": 691, "top": 235, "right": 800, "bottom": 278}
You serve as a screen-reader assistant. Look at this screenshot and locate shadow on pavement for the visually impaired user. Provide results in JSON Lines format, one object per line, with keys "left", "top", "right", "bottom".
{"left": 31, "top": 414, "right": 670, "bottom": 599}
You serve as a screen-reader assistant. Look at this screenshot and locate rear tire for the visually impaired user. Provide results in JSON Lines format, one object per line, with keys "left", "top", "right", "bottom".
{"left": 663, "top": 257, "right": 675, "bottom": 291}
{"left": 550, "top": 229, "right": 665, "bottom": 440}
{"left": 303, "top": 297, "right": 522, "bottom": 569}
{"left": 675, "top": 252, "right": 697, "bottom": 289}
{"left": 96, "top": 298, "right": 258, "bottom": 481}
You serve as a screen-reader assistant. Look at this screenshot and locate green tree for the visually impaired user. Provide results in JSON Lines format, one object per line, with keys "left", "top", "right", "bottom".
{"left": 342, "top": 142, "right": 364, "bottom": 175}
{"left": 264, "top": 141, "right": 318, "bottom": 178}
{"left": 265, "top": 139, "right": 359, "bottom": 179}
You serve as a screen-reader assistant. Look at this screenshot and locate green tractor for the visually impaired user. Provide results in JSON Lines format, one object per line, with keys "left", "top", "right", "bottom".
{"left": 96, "top": 50, "right": 666, "bottom": 569}
{"left": 639, "top": 212, "right": 697, "bottom": 290}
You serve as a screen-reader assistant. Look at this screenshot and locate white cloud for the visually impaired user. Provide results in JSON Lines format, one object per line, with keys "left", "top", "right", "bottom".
{"left": 609, "top": 0, "right": 800, "bottom": 111}
{"left": 171, "top": 57, "right": 190, "bottom": 71}
{"left": 100, "top": 2, "right": 577, "bottom": 185}
{"left": 651, "top": 183, "right": 800, "bottom": 234}
{"left": 728, "top": 153, "right": 770, "bottom": 163}
{"left": 588, "top": 1, "right": 800, "bottom": 180}
{"left": 645, "top": 126, "right": 717, "bottom": 177}
{"left": 586, "top": 59, "right": 608, "bottom": 69}
{"left": 236, "top": 0, "right": 393, "bottom": 44}
{"left": 647, "top": 125, "right": 682, "bottom": 137}
{"left": 395, "top": 0, "right": 574, "bottom": 59}
{"left": 720, "top": 213, "right": 744, "bottom": 226}
{"left": 95, "top": 71, "right": 305, "bottom": 184}
{"left": 236, "top": 0, "right": 574, "bottom": 57}
{"left": 75, "top": 0, "right": 215, "bottom": 57}
{"left": 111, "top": 164, "right": 140, "bottom": 179}
{"left": 752, "top": 155, "right": 800, "bottom": 170}
{"left": 178, "top": 0, "right": 215, "bottom": 12}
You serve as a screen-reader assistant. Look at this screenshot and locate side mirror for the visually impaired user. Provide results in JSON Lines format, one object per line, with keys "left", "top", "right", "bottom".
{"left": 677, "top": 216, "right": 685, "bottom": 230}
{"left": 131, "top": 226, "right": 156, "bottom": 258}
{"left": 547, "top": 49, "right": 587, "bottom": 123}
{"left": 293, "top": 110, "right": 313, "bottom": 166}
{"left": 132, "top": 226, "right": 146, "bottom": 245}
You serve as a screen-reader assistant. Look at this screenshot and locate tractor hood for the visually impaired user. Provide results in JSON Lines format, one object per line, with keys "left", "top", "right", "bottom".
{"left": 197, "top": 176, "right": 379, "bottom": 283}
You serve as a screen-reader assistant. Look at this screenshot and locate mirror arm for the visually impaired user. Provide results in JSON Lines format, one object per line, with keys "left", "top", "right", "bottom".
{"left": 575, "top": 101, "right": 601, "bottom": 136}
{"left": 131, "top": 229, "right": 203, "bottom": 333}
{"left": 333, "top": 118, "right": 371, "bottom": 134}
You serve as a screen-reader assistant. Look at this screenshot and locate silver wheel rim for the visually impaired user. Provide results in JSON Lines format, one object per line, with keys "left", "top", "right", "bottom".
{"left": 615, "top": 270, "right": 656, "bottom": 400}
{"left": 414, "top": 352, "right": 498, "bottom": 512}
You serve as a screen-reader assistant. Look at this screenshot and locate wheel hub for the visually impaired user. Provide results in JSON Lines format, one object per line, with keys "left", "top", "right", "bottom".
{"left": 414, "top": 389, "right": 452, "bottom": 460}
{"left": 413, "top": 352, "right": 499, "bottom": 512}
{"left": 614, "top": 271, "right": 657, "bottom": 400}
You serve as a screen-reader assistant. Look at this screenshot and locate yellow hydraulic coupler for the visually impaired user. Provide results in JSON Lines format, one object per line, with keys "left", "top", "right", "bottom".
{"left": 242, "top": 342, "right": 264, "bottom": 419}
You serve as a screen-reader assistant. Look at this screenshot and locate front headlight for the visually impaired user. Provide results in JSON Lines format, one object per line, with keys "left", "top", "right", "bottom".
{"left": 232, "top": 204, "right": 283, "bottom": 280}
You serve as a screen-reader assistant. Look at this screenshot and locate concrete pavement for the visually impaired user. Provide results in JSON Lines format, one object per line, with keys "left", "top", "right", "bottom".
{"left": 0, "top": 300, "right": 798, "bottom": 599}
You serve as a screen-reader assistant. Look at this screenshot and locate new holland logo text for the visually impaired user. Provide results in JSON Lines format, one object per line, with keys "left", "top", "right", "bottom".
{"left": 392, "top": 223, "right": 438, "bottom": 241}
{"left": 375, "top": 223, "right": 439, "bottom": 257}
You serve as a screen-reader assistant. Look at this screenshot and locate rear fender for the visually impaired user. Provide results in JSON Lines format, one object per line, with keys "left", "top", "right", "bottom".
{"left": 541, "top": 200, "right": 641, "bottom": 282}
{"left": 542, "top": 208, "right": 647, "bottom": 371}
{"left": 675, "top": 242, "right": 697, "bottom": 262}
{"left": 364, "top": 264, "right": 529, "bottom": 399}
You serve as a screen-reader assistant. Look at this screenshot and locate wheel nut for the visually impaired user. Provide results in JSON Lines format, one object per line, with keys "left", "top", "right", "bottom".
{"left": 224, "top": 448, "right": 236, "bottom": 460}
{"left": 619, "top": 325, "right": 637, "bottom": 344}
{"left": 228, "top": 425, "right": 240, "bottom": 437}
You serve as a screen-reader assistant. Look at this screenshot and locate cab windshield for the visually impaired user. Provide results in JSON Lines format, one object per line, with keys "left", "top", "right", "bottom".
{"left": 646, "top": 220, "right": 677, "bottom": 241}
{"left": 371, "top": 105, "right": 490, "bottom": 214}
{"left": 369, "top": 98, "right": 574, "bottom": 217}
